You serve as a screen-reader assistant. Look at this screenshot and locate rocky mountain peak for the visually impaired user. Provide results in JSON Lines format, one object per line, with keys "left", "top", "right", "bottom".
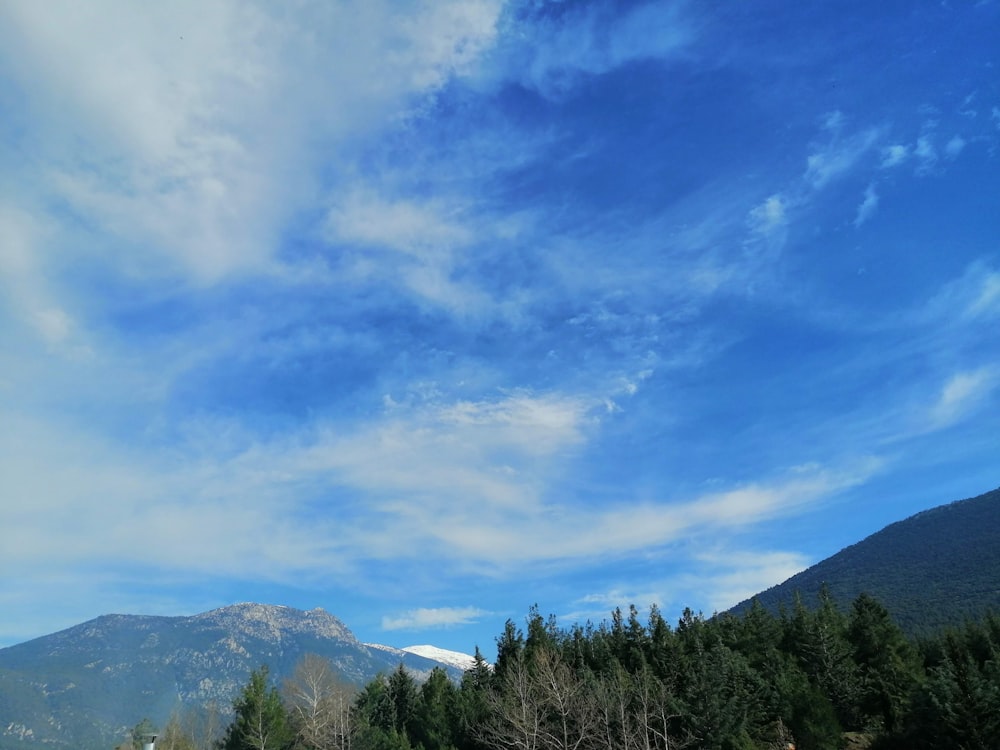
{"left": 192, "top": 603, "right": 357, "bottom": 643}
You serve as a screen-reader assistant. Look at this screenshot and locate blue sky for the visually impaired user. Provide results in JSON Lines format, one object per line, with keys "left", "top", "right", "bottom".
{"left": 1, "top": 0, "right": 998, "bottom": 656}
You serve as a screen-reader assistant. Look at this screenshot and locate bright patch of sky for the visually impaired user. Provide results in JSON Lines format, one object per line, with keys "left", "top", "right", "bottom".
{"left": 1, "top": 0, "right": 998, "bottom": 655}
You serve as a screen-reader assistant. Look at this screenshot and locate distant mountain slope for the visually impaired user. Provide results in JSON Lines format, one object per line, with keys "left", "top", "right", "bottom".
{"left": 731, "top": 486, "right": 1000, "bottom": 634}
{"left": 0, "top": 604, "right": 465, "bottom": 750}
{"left": 402, "top": 645, "right": 480, "bottom": 672}
{"left": 360, "top": 643, "right": 480, "bottom": 672}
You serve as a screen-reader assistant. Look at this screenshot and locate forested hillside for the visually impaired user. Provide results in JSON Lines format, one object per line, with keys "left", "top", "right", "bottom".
{"left": 160, "top": 596, "right": 1000, "bottom": 750}
{"left": 730, "top": 487, "right": 1000, "bottom": 634}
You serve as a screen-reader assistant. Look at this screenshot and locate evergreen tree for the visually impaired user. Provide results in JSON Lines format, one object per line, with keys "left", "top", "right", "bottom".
{"left": 412, "top": 667, "right": 459, "bottom": 750}
{"left": 353, "top": 668, "right": 420, "bottom": 750}
{"left": 901, "top": 622, "right": 1000, "bottom": 749}
{"left": 847, "top": 594, "right": 919, "bottom": 733}
{"left": 795, "top": 588, "right": 860, "bottom": 729}
{"left": 387, "top": 664, "right": 419, "bottom": 737}
{"left": 218, "top": 667, "right": 292, "bottom": 750}
{"left": 494, "top": 620, "right": 525, "bottom": 684}
{"left": 456, "top": 648, "right": 493, "bottom": 750}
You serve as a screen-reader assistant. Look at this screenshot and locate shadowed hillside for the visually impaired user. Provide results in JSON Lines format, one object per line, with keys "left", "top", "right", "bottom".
{"left": 730, "top": 486, "right": 1000, "bottom": 633}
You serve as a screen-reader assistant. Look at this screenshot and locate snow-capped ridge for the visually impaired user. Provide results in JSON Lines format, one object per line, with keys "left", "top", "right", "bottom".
{"left": 402, "top": 644, "right": 479, "bottom": 672}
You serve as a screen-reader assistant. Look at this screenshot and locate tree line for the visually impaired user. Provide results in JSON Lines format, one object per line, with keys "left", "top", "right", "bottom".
{"left": 140, "top": 592, "right": 1000, "bottom": 750}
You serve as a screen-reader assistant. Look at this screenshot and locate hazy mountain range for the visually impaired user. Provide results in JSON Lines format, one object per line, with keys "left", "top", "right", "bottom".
{"left": 1, "top": 486, "right": 998, "bottom": 750}
{"left": 0, "top": 603, "right": 467, "bottom": 750}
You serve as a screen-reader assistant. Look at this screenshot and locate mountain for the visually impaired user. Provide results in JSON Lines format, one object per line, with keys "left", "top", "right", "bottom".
{"left": 401, "top": 645, "right": 479, "bottom": 672}
{"left": 0, "top": 603, "right": 467, "bottom": 750}
{"left": 730, "top": 486, "right": 1000, "bottom": 634}
{"left": 361, "top": 643, "right": 480, "bottom": 672}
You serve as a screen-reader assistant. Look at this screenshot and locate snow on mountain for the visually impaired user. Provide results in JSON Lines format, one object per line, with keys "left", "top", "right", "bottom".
{"left": 402, "top": 644, "right": 479, "bottom": 672}
{"left": 364, "top": 642, "right": 407, "bottom": 657}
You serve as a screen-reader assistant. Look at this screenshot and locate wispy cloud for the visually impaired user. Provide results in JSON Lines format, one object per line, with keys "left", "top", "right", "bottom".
{"left": 880, "top": 144, "right": 909, "bottom": 168}
{"left": 747, "top": 194, "right": 788, "bottom": 237}
{"left": 382, "top": 606, "right": 490, "bottom": 631}
{"left": 670, "top": 548, "right": 811, "bottom": 614}
{"left": 926, "top": 368, "right": 998, "bottom": 431}
{"left": 945, "top": 135, "right": 966, "bottom": 158}
{"left": 326, "top": 189, "right": 472, "bottom": 255}
{"left": 966, "top": 272, "right": 1000, "bottom": 318}
{"left": 854, "top": 183, "right": 879, "bottom": 227}
{"left": 805, "top": 127, "right": 881, "bottom": 188}
{"left": 922, "top": 262, "right": 1000, "bottom": 322}
{"left": 494, "top": 1, "right": 694, "bottom": 98}
{"left": 1, "top": 0, "right": 996, "bottom": 655}
{"left": 915, "top": 136, "right": 938, "bottom": 173}
{"left": 0, "top": 0, "right": 504, "bottom": 283}
{"left": 564, "top": 547, "right": 810, "bottom": 623}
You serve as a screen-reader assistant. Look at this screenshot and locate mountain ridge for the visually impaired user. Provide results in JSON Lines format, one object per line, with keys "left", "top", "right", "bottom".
{"left": 0, "top": 604, "right": 469, "bottom": 750}
{"left": 728, "top": 485, "right": 1000, "bottom": 633}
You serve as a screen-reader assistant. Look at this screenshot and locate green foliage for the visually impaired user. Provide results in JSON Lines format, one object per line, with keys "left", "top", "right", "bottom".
{"left": 411, "top": 668, "right": 459, "bottom": 750}
{"left": 230, "top": 592, "right": 1000, "bottom": 750}
{"left": 847, "top": 594, "right": 920, "bottom": 733}
{"left": 218, "top": 667, "right": 292, "bottom": 750}
{"left": 731, "top": 487, "right": 1000, "bottom": 637}
{"left": 354, "top": 664, "right": 455, "bottom": 750}
{"left": 130, "top": 719, "right": 158, "bottom": 750}
{"left": 894, "top": 615, "right": 1000, "bottom": 749}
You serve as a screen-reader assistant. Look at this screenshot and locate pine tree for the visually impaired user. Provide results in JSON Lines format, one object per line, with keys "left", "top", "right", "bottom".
{"left": 219, "top": 667, "right": 292, "bottom": 750}
{"left": 412, "top": 667, "right": 459, "bottom": 750}
{"left": 846, "top": 593, "right": 919, "bottom": 733}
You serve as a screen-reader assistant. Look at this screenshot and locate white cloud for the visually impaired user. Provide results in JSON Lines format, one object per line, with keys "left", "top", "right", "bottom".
{"left": 927, "top": 368, "right": 998, "bottom": 430}
{"left": 880, "top": 144, "right": 908, "bottom": 168}
{"left": 967, "top": 272, "right": 1000, "bottom": 317}
{"left": 822, "top": 110, "right": 845, "bottom": 132}
{"left": 428, "top": 458, "right": 883, "bottom": 567}
{"left": 497, "top": 1, "right": 693, "bottom": 98}
{"left": 915, "top": 136, "right": 937, "bottom": 173}
{"left": 0, "top": 0, "right": 504, "bottom": 282}
{"left": 672, "top": 548, "right": 810, "bottom": 614}
{"left": 923, "top": 262, "right": 1000, "bottom": 322}
{"left": 854, "top": 183, "right": 879, "bottom": 227}
{"left": 31, "top": 307, "right": 73, "bottom": 345}
{"left": 565, "top": 547, "right": 810, "bottom": 622}
{"left": 0, "top": 206, "right": 84, "bottom": 351}
{"left": 321, "top": 187, "right": 498, "bottom": 312}
{"left": 327, "top": 189, "right": 471, "bottom": 256}
{"left": 395, "top": 0, "right": 502, "bottom": 89}
{"left": 805, "top": 128, "right": 880, "bottom": 188}
{"left": 945, "top": 135, "right": 966, "bottom": 158}
{"left": 381, "top": 606, "right": 489, "bottom": 631}
{"left": 747, "top": 194, "right": 787, "bottom": 236}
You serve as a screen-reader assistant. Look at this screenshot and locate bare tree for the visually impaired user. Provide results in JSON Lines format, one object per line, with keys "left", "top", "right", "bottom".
{"left": 595, "top": 663, "right": 642, "bottom": 750}
{"left": 531, "top": 648, "right": 598, "bottom": 750}
{"left": 480, "top": 646, "right": 600, "bottom": 750}
{"left": 283, "top": 653, "right": 356, "bottom": 750}
{"left": 592, "top": 664, "right": 692, "bottom": 750}
{"left": 633, "top": 669, "right": 693, "bottom": 750}
{"left": 480, "top": 650, "right": 545, "bottom": 750}
{"left": 195, "top": 700, "right": 224, "bottom": 750}
{"left": 158, "top": 709, "right": 197, "bottom": 750}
